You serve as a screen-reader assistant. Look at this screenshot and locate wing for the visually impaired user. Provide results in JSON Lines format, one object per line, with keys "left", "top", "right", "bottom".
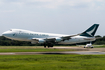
{"left": 61, "top": 34, "right": 81, "bottom": 41}
{"left": 31, "top": 34, "right": 80, "bottom": 44}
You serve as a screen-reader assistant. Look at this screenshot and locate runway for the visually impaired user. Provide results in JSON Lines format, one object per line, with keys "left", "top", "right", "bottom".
{"left": 0, "top": 47, "right": 105, "bottom": 55}
{"left": 0, "top": 51, "right": 105, "bottom": 55}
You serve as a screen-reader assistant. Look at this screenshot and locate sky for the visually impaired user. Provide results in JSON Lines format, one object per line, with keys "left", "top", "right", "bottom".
{"left": 0, "top": 0, "right": 105, "bottom": 36}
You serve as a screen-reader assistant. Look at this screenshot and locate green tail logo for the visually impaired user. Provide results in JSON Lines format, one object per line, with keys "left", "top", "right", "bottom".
{"left": 80, "top": 24, "right": 99, "bottom": 37}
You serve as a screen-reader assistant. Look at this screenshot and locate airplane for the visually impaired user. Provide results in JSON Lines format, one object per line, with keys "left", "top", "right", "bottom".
{"left": 84, "top": 43, "right": 94, "bottom": 48}
{"left": 2, "top": 24, "right": 99, "bottom": 48}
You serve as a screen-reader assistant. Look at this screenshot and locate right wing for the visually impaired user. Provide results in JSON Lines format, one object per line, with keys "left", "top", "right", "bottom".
{"left": 31, "top": 34, "right": 81, "bottom": 44}
{"left": 61, "top": 33, "right": 81, "bottom": 41}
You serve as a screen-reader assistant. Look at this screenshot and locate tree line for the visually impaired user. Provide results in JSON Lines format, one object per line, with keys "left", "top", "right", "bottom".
{"left": 0, "top": 36, "right": 35, "bottom": 46}
{"left": 0, "top": 36, "right": 105, "bottom": 46}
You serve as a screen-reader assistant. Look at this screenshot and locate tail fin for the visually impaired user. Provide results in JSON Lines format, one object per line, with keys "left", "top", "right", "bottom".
{"left": 80, "top": 24, "right": 99, "bottom": 37}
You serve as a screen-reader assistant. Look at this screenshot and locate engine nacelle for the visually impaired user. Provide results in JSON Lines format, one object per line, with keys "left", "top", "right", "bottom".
{"left": 38, "top": 39, "right": 45, "bottom": 43}
{"left": 31, "top": 39, "right": 45, "bottom": 44}
{"left": 31, "top": 41, "right": 38, "bottom": 44}
{"left": 55, "top": 37, "right": 62, "bottom": 42}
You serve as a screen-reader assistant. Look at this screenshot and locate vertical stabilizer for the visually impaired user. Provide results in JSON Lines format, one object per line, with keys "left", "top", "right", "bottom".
{"left": 80, "top": 24, "right": 99, "bottom": 37}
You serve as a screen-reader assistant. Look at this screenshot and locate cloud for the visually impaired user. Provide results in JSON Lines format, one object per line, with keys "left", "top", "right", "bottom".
{"left": 26, "top": 0, "right": 105, "bottom": 9}
{"left": 0, "top": 0, "right": 105, "bottom": 10}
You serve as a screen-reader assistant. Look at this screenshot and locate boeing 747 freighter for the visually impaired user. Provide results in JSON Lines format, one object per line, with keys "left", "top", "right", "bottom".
{"left": 2, "top": 24, "right": 99, "bottom": 48}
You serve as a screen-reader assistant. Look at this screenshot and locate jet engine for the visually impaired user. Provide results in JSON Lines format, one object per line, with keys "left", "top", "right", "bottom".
{"left": 38, "top": 39, "right": 45, "bottom": 43}
{"left": 31, "top": 41, "right": 38, "bottom": 44}
{"left": 55, "top": 37, "right": 62, "bottom": 42}
{"left": 31, "top": 39, "right": 45, "bottom": 44}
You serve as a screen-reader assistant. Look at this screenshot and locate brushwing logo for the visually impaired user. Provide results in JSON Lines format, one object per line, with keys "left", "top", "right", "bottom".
{"left": 86, "top": 26, "right": 96, "bottom": 36}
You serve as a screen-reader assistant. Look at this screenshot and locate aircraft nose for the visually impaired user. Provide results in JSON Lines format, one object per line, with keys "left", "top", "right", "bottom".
{"left": 2, "top": 32, "right": 8, "bottom": 36}
{"left": 2, "top": 31, "right": 11, "bottom": 37}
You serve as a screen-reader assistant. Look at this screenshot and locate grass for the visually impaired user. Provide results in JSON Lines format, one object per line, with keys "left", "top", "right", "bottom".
{"left": 0, "top": 55, "right": 105, "bottom": 70}
{"left": 93, "top": 45, "right": 105, "bottom": 48}
{"left": 0, "top": 46, "right": 105, "bottom": 70}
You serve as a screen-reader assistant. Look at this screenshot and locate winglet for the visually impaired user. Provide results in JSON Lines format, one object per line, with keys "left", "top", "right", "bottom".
{"left": 80, "top": 24, "right": 99, "bottom": 37}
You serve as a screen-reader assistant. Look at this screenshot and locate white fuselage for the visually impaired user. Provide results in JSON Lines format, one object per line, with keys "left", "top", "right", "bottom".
{"left": 2, "top": 29, "right": 96, "bottom": 44}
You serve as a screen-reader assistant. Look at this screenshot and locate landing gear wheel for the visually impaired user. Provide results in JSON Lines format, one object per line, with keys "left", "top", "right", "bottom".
{"left": 50, "top": 44, "right": 53, "bottom": 47}
{"left": 47, "top": 43, "right": 53, "bottom": 48}
{"left": 44, "top": 43, "right": 46, "bottom": 48}
{"left": 44, "top": 46, "right": 46, "bottom": 48}
{"left": 48, "top": 44, "right": 50, "bottom": 48}
{"left": 91, "top": 46, "right": 93, "bottom": 48}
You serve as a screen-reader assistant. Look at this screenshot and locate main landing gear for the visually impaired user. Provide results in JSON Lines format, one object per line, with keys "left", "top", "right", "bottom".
{"left": 43, "top": 43, "right": 53, "bottom": 48}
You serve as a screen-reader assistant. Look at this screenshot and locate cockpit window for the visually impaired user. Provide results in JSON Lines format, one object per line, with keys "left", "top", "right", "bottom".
{"left": 10, "top": 29, "right": 12, "bottom": 31}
